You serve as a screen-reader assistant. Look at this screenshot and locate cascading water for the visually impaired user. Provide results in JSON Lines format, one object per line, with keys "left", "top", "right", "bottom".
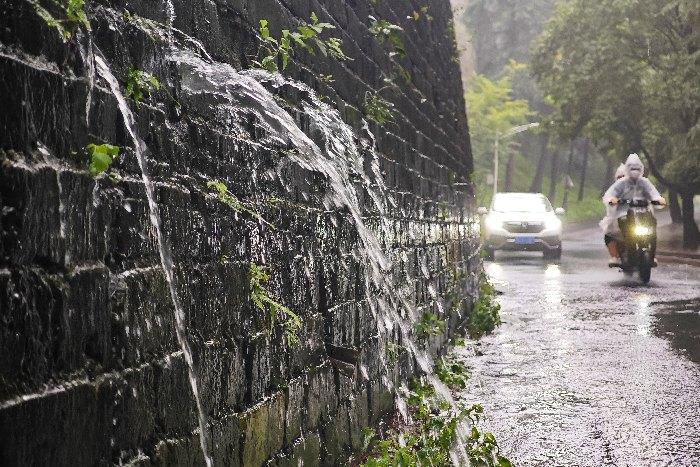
{"left": 93, "top": 54, "right": 214, "bottom": 467}
{"left": 171, "top": 50, "right": 472, "bottom": 463}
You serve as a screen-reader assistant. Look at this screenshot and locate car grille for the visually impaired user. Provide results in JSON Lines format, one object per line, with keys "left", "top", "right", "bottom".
{"left": 503, "top": 221, "right": 544, "bottom": 233}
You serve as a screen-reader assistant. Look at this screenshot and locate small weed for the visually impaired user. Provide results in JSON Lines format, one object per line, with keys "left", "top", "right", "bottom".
{"left": 415, "top": 312, "right": 445, "bottom": 339}
{"left": 468, "top": 276, "right": 502, "bottom": 339}
{"left": 362, "top": 377, "right": 511, "bottom": 466}
{"left": 250, "top": 263, "right": 302, "bottom": 346}
{"left": 410, "top": 6, "right": 433, "bottom": 22}
{"left": 32, "top": 0, "right": 90, "bottom": 41}
{"left": 363, "top": 92, "right": 395, "bottom": 126}
{"left": 125, "top": 67, "right": 161, "bottom": 106}
{"left": 394, "top": 64, "right": 412, "bottom": 85}
{"left": 466, "top": 424, "right": 513, "bottom": 467}
{"left": 206, "top": 180, "right": 273, "bottom": 228}
{"left": 255, "top": 13, "right": 350, "bottom": 73}
{"left": 361, "top": 427, "right": 376, "bottom": 451}
{"left": 86, "top": 143, "right": 119, "bottom": 177}
{"left": 436, "top": 356, "right": 470, "bottom": 390}
{"left": 368, "top": 16, "right": 406, "bottom": 58}
{"left": 385, "top": 341, "right": 403, "bottom": 364}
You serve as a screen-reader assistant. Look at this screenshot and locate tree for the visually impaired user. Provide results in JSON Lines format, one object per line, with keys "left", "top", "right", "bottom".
{"left": 532, "top": 0, "right": 699, "bottom": 248}
{"left": 465, "top": 74, "right": 533, "bottom": 203}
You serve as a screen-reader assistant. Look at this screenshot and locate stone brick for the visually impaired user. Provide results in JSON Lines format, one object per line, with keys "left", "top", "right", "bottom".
{"left": 0, "top": 0, "right": 477, "bottom": 464}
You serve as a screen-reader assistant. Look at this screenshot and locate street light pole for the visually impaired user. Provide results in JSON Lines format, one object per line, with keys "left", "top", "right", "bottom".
{"left": 492, "top": 122, "right": 540, "bottom": 198}
{"left": 493, "top": 135, "right": 499, "bottom": 198}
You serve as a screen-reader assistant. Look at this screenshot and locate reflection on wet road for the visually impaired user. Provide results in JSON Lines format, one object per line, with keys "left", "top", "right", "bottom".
{"left": 456, "top": 226, "right": 700, "bottom": 466}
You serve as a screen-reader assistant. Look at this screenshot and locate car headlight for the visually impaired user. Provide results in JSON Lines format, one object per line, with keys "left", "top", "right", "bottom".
{"left": 485, "top": 217, "right": 502, "bottom": 231}
{"left": 545, "top": 217, "right": 562, "bottom": 231}
{"left": 634, "top": 225, "right": 652, "bottom": 236}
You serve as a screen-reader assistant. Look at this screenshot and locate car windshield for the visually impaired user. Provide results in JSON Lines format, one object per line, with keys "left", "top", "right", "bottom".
{"left": 492, "top": 194, "right": 552, "bottom": 213}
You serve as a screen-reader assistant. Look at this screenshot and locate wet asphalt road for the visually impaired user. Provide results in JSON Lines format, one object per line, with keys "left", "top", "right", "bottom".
{"left": 456, "top": 224, "right": 700, "bottom": 466}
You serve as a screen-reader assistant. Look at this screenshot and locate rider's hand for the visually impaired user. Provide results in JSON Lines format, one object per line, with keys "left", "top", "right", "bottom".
{"left": 608, "top": 197, "right": 619, "bottom": 205}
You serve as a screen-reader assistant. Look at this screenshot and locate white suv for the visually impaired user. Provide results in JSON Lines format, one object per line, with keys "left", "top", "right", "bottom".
{"left": 478, "top": 193, "right": 565, "bottom": 260}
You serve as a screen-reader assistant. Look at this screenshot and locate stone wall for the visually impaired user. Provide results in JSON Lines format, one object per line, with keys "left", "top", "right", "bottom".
{"left": 0, "top": 0, "right": 478, "bottom": 465}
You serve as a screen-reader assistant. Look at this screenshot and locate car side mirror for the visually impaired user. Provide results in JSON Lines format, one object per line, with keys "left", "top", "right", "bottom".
{"left": 554, "top": 207, "right": 565, "bottom": 215}
{"left": 477, "top": 207, "right": 488, "bottom": 215}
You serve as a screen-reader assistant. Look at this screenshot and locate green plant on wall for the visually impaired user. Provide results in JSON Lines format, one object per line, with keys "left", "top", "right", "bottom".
{"left": 468, "top": 275, "right": 503, "bottom": 339}
{"left": 415, "top": 312, "right": 445, "bottom": 339}
{"left": 125, "top": 67, "right": 161, "bottom": 106}
{"left": 360, "top": 377, "right": 512, "bottom": 466}
{"left": 86, "top": 143, "right": 119, "bottom": 177}
{"left": 435, "top": 356, "right": 470, "bottom": 390}
{"left": 363, "top": 92, "right": 395, "bottom": 126}
{"left": 249, "top": 263, "right": 302, "bottom": 346}
{"left": 368, "top": 16, "right": 406, "bottom": 58}
{"left": 206, "top": 180, "right": 274, "bottom": 227}
{"left": 255, "top": 13, "right": 350, "bottom": 73}
{"left": 32, "top": 0, "right": 90, "bottom": 41}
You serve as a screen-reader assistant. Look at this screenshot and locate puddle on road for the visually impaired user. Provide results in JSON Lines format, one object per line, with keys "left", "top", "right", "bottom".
{"left": 467, "top": 257, "right": 700, "bottom": 466}
{"left": 651, "top": 298, "right": 700, "bottom": 364}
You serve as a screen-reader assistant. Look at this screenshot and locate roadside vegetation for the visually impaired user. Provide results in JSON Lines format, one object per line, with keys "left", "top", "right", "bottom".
{"left": 468, "top": 275, "right": 502, "bottom": 339}
{"left": 356, "top": 273, "right": 506, "bottom": 466}
{"left": 357, "top": 373, "right": 511, "bottom": 467}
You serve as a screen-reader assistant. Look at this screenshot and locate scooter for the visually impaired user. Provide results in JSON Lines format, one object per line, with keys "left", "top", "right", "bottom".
{"left": 609, "top": 199, "right": 663, "bottom": 284}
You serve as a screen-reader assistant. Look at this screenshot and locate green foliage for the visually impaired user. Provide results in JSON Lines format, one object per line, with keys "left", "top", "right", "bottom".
{"left": 368, "top": 16, "right": 406, "bottom": 58}
{"left": 466, "top": 73, "right": 533, "bottom": 159}
{"left": 362, "top": 378, "right": 511, "bottom": 467}
{"left": 410, "top": 6, "right": 433, "bottom": 23}
{"left": 249, "top": 263, "right": 302, "bottom": 346}
{"left": 385, "top": 341, "right": 403, "bottom": 364}
{"left": 32, "top": 0, "right": 90, "bottom": 41}
{"left": 436, "top": 356, "right": 470, "bottom": 390}
{"left": 415, "top": 312, "right": 445, "bottom": 339}
{"left": 362, "top": 427, "right": 376, "bottom": 451}
{"left": 86, "top": 143, "right": 119, "bottom": 177}
{"left": 125, "top": 67, "right": 161, "bottom": 106}
{"left": 531, "top": 0, "right": 700, "bottom": 193}
{"left": 468, "top": 276, "right": 502, "bottom": 339}
{"left": 363, "top": 92, "right": 395, "bottom": 126}
{"left": 465, "top": 72, "right": 534, "bottom": 203}
{"left": 206, "top": 180, "right": 273, "bottom": 227}
{"left": 255, "top": 14, "right": 350, "bottom": 73}
{"left": 466, "top": 424, "right": 512, "bottom": 467}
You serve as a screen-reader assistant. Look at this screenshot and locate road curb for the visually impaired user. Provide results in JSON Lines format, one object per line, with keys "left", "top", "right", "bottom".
{"left": 657, "top": 250, "right": 700, "bottom": 267}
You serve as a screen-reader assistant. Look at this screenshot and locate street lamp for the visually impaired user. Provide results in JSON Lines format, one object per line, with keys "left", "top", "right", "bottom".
{"left": 493, "top": 122, "right": 540, "bottom": 197}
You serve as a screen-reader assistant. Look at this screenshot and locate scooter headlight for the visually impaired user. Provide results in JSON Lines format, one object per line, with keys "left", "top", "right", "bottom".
{"left": 633, "top": 225, "right": 652, "bottom": 236}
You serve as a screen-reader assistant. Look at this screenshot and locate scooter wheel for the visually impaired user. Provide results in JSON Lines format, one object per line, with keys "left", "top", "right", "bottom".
{"left": 639, "top": 264, "right": 651, "bottom": 284}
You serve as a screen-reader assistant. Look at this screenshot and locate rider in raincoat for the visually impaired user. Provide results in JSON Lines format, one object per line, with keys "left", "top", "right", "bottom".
{"left": 602, "top": 154, "right": 665, "bottom": 266}
{"left": 600, "top": 163, "right": 626, "bottom": 261}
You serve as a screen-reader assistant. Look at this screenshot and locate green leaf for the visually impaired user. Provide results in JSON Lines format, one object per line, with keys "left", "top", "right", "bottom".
{"left": 86, "top": 143, "right": 120, "bottom": 176}
{"left": 259, "top": 19, "right": 269, "bottom": 39}
{"left": 497, "top": 455, "right": 514, "bottom": 467}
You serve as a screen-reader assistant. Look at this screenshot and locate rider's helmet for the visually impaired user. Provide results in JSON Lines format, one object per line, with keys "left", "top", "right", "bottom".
{"left": 625, "top": 154, "right": 644, "bottom": 181}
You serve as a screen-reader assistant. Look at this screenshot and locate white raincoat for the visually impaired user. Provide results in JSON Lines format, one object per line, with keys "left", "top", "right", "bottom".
{"left": 599, "top": 163, "right": 626, "bottom": 235}
{"left": 602, "top": 154, "right": 662, "bottom": 220}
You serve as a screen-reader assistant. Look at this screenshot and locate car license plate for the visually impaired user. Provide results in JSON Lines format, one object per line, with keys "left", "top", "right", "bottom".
{"left": 515, "top": 236, "right": 535, "bottom": 245}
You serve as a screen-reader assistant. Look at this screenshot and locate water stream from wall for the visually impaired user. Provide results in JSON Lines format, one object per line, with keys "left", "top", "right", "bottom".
{"left": 93, "top": 54, "right": 214, "bottom": 467}
{"left": 171, "top": 50, "right": 471, "bottom": 463}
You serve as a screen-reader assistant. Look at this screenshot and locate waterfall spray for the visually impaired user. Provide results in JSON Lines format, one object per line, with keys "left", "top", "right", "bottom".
{"left": 94, "top": 53, "right": 214, "bottom": 467}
